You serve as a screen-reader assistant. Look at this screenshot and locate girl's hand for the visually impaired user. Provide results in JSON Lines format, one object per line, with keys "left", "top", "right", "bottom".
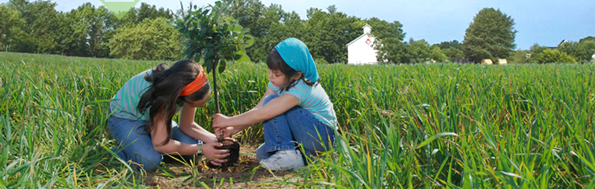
{"left": 212, "top": 113, "right": 230, "bottom": 128}
{"left": 223, "top": 137, "right": 237, "bottom": 143}
{"left": 215, "top": 127, "right": 238, "bottom": 139}
{"left": 202, "top": 142, "right": 230, "bottom": 166}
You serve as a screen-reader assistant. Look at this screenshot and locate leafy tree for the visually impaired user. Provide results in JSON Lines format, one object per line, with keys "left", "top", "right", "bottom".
{"left": 247, "top": 3, "right": 306, "bottom": 62}
{"left": 113, "top": 2, "right": 173, "bottom": 28}
{"left": 442, "top": 48, "right": 465, "bottom": 61}
{"left": 304, "top": 6, "right": 361, "bottom": 63}
{"left": 54, "top": 12, "right": 86, "bottom": 56}
{"left": 436, "top": 40, "right": 462, "bottom": 50}
{"left": 137, "top": 3, "right": 173, "bottom": 22}
{"left": 402, "top": 39, "right": 446, "bottom": 63}
{"left": 579, "top": 36, "right": 595, "bottom": 43}
{"left": 8, "top": 0, "right": 60, "bottom": 53}
{"left": 61, "top": 3, "right": 114, "bottom": 57}
{"left": 558, "top": 40, "right": 595, "bottom": 63}
{"left": 109, "top": 17, "right": 183, "bottom": 60}
{"left": 367, "top": 17, "right": 406, "bottom": 63}
{"left": 429, "top": 46, "right": 448, "bottom": 63}
{"left": 435, "top": 40, "right": 464, "bottom": 61}
{"left": 224, "top": 0, "right": 264, "bottom": 37}
{"left": 225, "top": 1, "right": 298, "bottom": 62}
{"left": 526, "top": 44, "right": 549, "bottom": 63}
{"left": 0, "top": 4, "right": 25, "bottom": 51}
{"left": 169, "top": 0, "right": 254, "bottom": 113}
{"left": 462, "top": 8, "right": 516, "bottom": 63}
{"left": 507, "top": 50, "right": 530, "bottom": 64}
{"left": 532, "top": 49, "right": 577, "bottom": 63}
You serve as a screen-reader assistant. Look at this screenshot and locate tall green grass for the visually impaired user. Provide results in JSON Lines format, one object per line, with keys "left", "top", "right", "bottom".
{"left": 1, "top": 52, "right": 594, "bottom": 188}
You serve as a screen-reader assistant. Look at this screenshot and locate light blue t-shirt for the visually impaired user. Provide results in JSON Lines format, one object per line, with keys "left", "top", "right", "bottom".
{"left": 268, "top": 80, "right": 338, "bottom": 129}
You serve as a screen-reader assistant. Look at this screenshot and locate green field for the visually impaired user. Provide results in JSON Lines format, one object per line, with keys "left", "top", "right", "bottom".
{"left": 1, "top": 52, "right": 595, "bottom": 188}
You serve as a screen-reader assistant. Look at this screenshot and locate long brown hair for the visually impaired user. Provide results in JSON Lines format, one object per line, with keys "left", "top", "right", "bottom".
{"left": 137, "top": 60, "right": 210, "bottom": 146}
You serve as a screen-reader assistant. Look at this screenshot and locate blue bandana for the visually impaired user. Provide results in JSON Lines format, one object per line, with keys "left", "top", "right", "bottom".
{"left": 274, "top": 38, "right": 320, "bottom": 82}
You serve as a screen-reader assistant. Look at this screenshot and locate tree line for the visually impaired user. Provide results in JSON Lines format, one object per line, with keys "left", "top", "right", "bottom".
{"left": 1, "top": 0, "right": 593, "bottom": 64}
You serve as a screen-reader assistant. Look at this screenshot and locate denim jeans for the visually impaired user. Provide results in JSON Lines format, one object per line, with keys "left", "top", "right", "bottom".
{"left": 256, "top": 94, "right": 336, "bottom": 162}
{"left": 107, "top": 113, "right": 202, "bottom": 171}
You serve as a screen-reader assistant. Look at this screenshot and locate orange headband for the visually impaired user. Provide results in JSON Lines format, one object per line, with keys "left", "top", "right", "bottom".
{"left": 179, "top": 65, "right": 207, "bottom": 96}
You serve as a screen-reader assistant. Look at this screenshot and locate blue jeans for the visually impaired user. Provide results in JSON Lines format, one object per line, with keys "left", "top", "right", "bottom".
{"left": 256, "top": 94, "right": 336, "bottom": 163}
{"left": 107, "top": 113, "right": 202, "bottom": 171}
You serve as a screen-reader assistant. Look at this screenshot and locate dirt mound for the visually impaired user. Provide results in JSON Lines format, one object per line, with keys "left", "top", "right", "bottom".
{"left": 207, "top": 140, "right": 241, "bottom": 169}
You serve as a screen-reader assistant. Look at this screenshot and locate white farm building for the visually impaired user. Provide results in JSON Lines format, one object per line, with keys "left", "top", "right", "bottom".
{"left": 346, "top": 24, "right": 378, "bottom": 65}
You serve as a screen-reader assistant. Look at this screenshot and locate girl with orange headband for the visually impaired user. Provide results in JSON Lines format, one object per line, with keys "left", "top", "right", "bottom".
{"left": 108, "top": 60, "right": 230, "bottom": 171}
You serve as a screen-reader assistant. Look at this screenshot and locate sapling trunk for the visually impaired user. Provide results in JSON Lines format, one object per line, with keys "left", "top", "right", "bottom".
{"left": 213, "top": 58, "right": 221, "bottom": 114}
{"left": 207, "top": 58, "right": 240, "bottom": 169}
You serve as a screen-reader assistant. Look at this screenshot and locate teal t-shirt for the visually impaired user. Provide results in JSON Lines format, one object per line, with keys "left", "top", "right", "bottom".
{"left": 110, "top": 69, "right": 182, "bottom": 120}
{"left": 268, "top": 80, "right": 338, "bottom": 129}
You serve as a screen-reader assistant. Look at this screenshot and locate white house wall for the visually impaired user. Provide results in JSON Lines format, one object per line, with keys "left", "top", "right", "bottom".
{"left": 347, "top": 35, "right": 378, "bottom": 65}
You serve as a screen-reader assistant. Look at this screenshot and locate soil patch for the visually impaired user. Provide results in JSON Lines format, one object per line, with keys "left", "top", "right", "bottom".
{"left": 143, "top": 145, "right": 300, "bottom": 188}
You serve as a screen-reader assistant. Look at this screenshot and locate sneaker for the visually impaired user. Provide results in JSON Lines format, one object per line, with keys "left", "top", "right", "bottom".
{"left": 259, "top": 150, "right": 305, "bottom": 170}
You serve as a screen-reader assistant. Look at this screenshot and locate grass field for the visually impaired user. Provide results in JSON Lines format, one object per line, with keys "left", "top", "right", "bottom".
{"left": 1, "top": 52, "right": 595, "bottom": 188}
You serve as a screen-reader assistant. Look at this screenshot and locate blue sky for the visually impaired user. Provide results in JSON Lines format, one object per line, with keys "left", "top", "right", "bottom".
{"left": 2, "top": 0, "right": 593, "bottom": 50}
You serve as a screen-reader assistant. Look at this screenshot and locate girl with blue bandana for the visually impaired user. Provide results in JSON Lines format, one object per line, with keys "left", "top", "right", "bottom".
{"left": 212, "top": 38, "right": 337, "bottom": 170}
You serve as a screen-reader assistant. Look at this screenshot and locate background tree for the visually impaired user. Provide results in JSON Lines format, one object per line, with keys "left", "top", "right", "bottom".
{"left": 436, "top": 40, "right": 462, "bottom": 50}
{"left": 428, "top": 45, "right": 448, "bottom": 63}
{"left": 507, "top": 49, "right": 530, "bottom": 63}
{"left": 250, "top": 4, "right": 305, "bottom": 62}
{"left": 401, "top": 39, "right": 446, "bottom": 63}
{"left": 113, "top": 2, "right": 173, "bottom": 28}
{"left": 526, "top": 44, "right": 548, "bottom": 63}
{"left": 224, "top": 0, "right": 265, "bottom": 60}
{"left": 0, "top": 4, "right": 25, "bottom": 51}
{"left": 579, "top": 36, "right": 595, "bottom": 43}
{"left": 54, "top": 11, "right": 85, "bottom": 56}
{"left": 8, "top": 0, "right": 61, "bottom": 53}
{"left": 66, "top": 3, "right": 113, "bottom": 57}
{"left": 558, "top": 40, "right": 595, "bottom": 63}
{"left": 462, "top": 8, "right": 516, "bottom": 63}
{"left": 532, "top": 49, "right": 577, "bottom": 63}
{"left": 434, "top": 40, "right": 464, "bottom": 62}
{"left": 442, "top": 48, "right": 465, "bottom": 61}
{"left": 109, "top": 17, "right": 183, "bottom": 60}
{"left": 303, "top": 6, "right": 360, "bottom": 63}
{"left": 367, "top": 17, "right": 406, "bottom": 63}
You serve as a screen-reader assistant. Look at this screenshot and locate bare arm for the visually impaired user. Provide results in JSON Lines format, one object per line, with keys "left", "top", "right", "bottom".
{"left": 151, "top": 112, "right": 201, "bottom": 155}
{"left": 228, "top": 86, "right": 277, "bottom": 131}
{"left": 213, "top": 92, "right": 300, "bottom": 130}
{"left": 178, "top": 103, "right": 217, "bottom": 143}
{"left": 151, "top": 109, "right": 230, "bottom": 166}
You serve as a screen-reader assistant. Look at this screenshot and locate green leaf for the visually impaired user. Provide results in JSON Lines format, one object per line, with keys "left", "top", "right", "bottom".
{"left": 193, "top": 54, "right": 202, "bottom": 63}
{"left": 204, "top": 58, "right": 213, "bottom": 73}
{"left": 166, "top": 20, "right": 175, "bottom": 27}
{"left": 233, "top": 53, "right": 243, "bottom": 61}
{"left": 236, "top": 53, "right": 251, "bottom": 63}
{"left": 245, "top": 35, "right": 255, "bottom": 48}
{"left": 233, "top": 25, "right": 242, "bottom": 33}
{"left": 218, "top": 61, "right": 226, "bottom": 73}
{"left": 416, "top": 132, "right": 459, "bottom": 149}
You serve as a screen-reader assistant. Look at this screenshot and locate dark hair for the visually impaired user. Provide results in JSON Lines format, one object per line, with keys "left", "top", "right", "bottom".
{"left": 137, "top": 60, "right": 211, "bottom": 146}
{"left": 266, "top": 48, "right": 317, "bottom": 91}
